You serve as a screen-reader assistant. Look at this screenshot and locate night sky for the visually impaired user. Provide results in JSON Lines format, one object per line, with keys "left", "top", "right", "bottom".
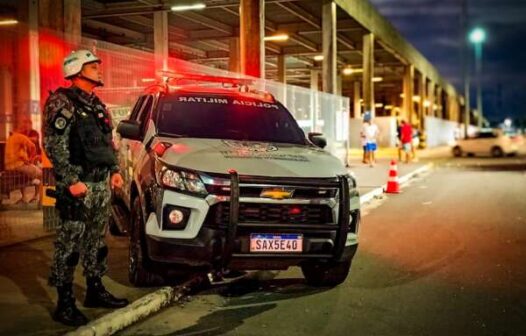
{"left": 369, "top": 0, "right": 526, "bottom": 124}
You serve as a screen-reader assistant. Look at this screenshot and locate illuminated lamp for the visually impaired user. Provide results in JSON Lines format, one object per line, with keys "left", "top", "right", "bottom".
{"left": 0, "top": 19, "right": 18, "bottom": 25}
{"left": 171, "top": 3, "right": 206, "bottom": 11}
{"left": 153, "top": 142, "right": 172, "bottom": 156}
{"left": 289, "top": 206, "right": 302, "bottom": 215}
{"left": 264, "top": 34, "right": 289, "bottom": 42}
{"left": 163, "top": 205, "right": 191, "bottom": 230}
{"left": 342, "top": 67, "right": 353, "bottom": 75}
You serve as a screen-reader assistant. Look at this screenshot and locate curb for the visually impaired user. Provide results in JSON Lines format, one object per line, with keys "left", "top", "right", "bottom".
{"left": 67, "top": 276, "right": 205, "bottom": 336}
{"left": 359, "top": 162, "right": 433, "bottom": 205}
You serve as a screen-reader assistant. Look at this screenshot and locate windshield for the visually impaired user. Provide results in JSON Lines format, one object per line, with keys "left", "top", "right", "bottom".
{"left": 156, "top": 94, "right": 307, "bottom": 145}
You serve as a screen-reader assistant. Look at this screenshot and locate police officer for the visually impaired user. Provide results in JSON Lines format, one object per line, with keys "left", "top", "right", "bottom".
{"left": 43, "top": 50, "right": 128, "bottom": 326}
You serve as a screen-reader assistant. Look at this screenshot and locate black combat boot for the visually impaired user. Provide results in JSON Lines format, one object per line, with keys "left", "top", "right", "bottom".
{"left": 84, "top": 277, "right": 129, "bottom": 308}
{"left": 53, "top": 284, "right": 89, "bottom": 327}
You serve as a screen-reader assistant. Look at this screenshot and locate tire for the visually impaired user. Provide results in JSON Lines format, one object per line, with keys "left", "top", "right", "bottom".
{"left": 301, "top": 259, "right": 352, "bottom": 287}
{"left": 491, "top": 146, "right": 504, "bottom": 158}
{"left": 452, "top": 146, "right": 462, "bottom": 157}
{"left": 128, "top": 197, "right": 161, "bottom": 287}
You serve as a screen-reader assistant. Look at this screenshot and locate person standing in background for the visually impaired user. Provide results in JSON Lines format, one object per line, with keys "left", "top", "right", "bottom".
{"left": 362, "top": 117, "right": 379, "bottom": 167}
{"left": 400, "top": 120, "right": 413, "bottom": 163}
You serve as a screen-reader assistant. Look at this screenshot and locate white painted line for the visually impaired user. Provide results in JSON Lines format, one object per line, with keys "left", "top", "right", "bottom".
{"left": 359, "top": 163, "right": 433, "bottom": 205}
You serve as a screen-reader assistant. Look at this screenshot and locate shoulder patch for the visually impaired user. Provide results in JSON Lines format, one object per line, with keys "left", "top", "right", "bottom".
{"left": 54, "top": 117, "right": 67, "bottom": 130}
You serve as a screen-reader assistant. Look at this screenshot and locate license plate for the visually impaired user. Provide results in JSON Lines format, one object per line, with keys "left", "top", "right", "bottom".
{"left": 250, "top": 234, "right": 303, "bottom": 253}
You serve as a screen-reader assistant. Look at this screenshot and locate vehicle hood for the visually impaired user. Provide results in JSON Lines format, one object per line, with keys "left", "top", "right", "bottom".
{"left": 156, "top": 137, "right": 348, "bottom": 178}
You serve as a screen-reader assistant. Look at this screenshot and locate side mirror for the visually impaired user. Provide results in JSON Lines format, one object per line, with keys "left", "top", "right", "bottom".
{"left": 308, "top": 132, "right": 327, "bottom": 149}
{"left": 117, "top": 120, "right": 142, "bottom": 141}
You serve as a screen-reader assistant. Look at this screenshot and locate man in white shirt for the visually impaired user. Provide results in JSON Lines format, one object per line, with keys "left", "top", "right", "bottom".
{"left": 361, "top": 119, "right": 379, "bottom": 167}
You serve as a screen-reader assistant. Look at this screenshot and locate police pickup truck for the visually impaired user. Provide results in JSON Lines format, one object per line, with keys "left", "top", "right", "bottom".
{"left": 112, "top": 74, "right": 360, "bottom": 287}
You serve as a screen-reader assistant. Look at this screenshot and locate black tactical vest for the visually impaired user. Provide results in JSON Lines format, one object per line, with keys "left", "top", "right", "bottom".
{"left": 57, "top": 87, "right": 117, "bottom": 173}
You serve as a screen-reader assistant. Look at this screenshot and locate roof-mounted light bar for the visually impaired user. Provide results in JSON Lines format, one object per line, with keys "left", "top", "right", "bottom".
{"left": 158, "top": 70, "right": 254, "bottom": 86}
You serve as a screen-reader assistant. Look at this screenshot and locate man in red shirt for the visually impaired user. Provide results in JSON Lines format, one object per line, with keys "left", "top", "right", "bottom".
{"left": 400, "top": 120, "right": 413, "bottom": 163}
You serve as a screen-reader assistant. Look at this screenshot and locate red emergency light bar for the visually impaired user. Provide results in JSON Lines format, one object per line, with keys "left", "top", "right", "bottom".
{"left": 159, "top": 70, "right": 254, "bottom": 86}
{"left": 145, "top": 71, "right": 276, "bottom": 103}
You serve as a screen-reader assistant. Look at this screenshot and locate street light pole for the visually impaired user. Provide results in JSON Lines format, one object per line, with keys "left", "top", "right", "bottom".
{"left": 461, "top": 0, "right": 470, "bottom": 138}
{"left": 474, "top": 41, "right": 483, "bottom": 128}
{"left": 469, "top": 27, "right": 486, "bottom": 128}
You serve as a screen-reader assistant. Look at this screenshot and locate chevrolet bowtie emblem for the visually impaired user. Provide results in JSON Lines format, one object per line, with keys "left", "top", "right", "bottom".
{"left": 260, "top": 188, "right": 294, "bottom": 200}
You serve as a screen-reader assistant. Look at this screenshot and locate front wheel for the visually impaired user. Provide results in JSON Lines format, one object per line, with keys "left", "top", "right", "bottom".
{"left": 491, "top": 146, "right": 504, "bottom": 157}
{"left": 452, "top": 146, "right": 462, "bottom": 157}
{"left": 129, "top": 197, "right": 161, "bottom": 287}
{"left": 301, "top": 259, "right": 352, "bottom": 287}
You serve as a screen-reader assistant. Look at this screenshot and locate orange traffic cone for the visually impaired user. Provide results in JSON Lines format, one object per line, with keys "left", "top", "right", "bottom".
{"left": 385, "top": 160, "right": 400, "bottom": 193}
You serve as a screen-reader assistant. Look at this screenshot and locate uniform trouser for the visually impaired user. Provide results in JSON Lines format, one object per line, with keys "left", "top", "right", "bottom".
{"left": 49, "top": 180, "right": 111, "bottom": 287}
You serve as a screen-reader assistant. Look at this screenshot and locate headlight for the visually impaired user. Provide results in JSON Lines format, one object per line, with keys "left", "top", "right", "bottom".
{"left": 159, "top": 166, "right": 207, "bottom": 195}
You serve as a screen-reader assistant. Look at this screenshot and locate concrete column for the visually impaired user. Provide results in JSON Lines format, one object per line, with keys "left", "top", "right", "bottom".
{"left": 154, "top": 11, "right": 169, "bottom": 70}
{"left": 39, "top": 0, "right": 64, "bottom": 31}
{"left": 240, "top": 0, "right": 264, "bottom": 78}
{"left": 322, "top": 0, "right": 337, "bottom": 94}
{"left": 310, "top": 70, "right": 319, "bottom": 91}
{"left": 64, "top": 0, "right": 81, "bottom": 45}
{"left": 28, "top": 0, "right": 40, "bottom": 131}
{"left": 362, "top": 33, "right": 374, "bottom": 118}
{"left": 436, "top": 87, "right": 443, "bottom": 119}
{"left": 353, "top": 81, "right": 361, "bottom": 119}
{"left": 444, "top": 92, "right": 450, "bottom": 120}
{"left": 0, "top": 67, "right": 14, "bottom": 141}
{"left": 427, "top": 80, "right": 435, "bottom": 118}
{"left": 228, "top": 37, "right": 240, "bottom": 73}
{"left": 277, "top": 55, "right": 286, "bottom": 83}
{"left": 15, "top": 0, "right": 40, "bottom": 132}
{"left": 418, "top": 74, "right": 426, "bottom": 131}
{"left": 311, "top": 70, "right": 319, "bottom": 131}
{"left": 403, "top": 65, "right": 414, "bottom": 123}
{"left": 336, "top": 74, "right": 342, "bottom": 96}
{"left": 276, "top": 54, "right": 287, "bottom": 105}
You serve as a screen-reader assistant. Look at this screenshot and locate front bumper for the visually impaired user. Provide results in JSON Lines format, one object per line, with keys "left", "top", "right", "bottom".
{"left": 146, "top": 173, "right": 359, "bottom": 270}
{"left": 147, "top": 228, "right": 358, "bottom": 269}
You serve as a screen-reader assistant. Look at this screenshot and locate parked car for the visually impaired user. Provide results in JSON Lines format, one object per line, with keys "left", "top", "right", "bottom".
{"left": 111, "top": 74, "right": 361, "bottom": 288}
{"left": 452, "top": 129, "right": 518, "bottom": 157}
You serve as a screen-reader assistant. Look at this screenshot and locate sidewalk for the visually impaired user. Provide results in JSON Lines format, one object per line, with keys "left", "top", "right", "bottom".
{"left": 0, "top": 209, "right": 50, "bottom": 248}
{"left": 347, "top": 146, "right": 446, "bottom": 200}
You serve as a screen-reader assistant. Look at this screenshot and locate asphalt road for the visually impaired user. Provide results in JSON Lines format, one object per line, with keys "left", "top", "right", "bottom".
{"left": 117, "top": 155, "right": 526, "bottom": 336}
{"left": 1, "top": 155, "right": 525, "bottom": 335}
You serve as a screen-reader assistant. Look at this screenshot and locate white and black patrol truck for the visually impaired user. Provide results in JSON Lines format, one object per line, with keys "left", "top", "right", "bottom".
{"left": 111, "top": 74, "right": 360, "bottom": 287}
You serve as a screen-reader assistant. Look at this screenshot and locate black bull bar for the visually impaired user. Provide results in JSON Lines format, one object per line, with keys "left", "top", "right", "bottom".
{"left": 220, "top": 170, "right": 350, "bottom": 270}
